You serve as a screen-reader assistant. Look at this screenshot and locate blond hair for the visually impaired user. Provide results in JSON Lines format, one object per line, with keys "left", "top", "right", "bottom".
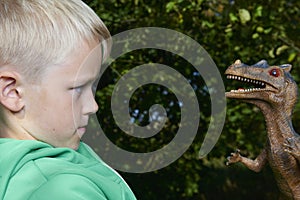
{"left": 0, "top": 0, "right": 111, "bottom": 79}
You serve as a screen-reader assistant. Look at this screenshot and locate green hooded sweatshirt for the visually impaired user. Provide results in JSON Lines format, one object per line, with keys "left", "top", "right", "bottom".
{"left": 0, "top": 139, "right": 136, "bottom": 200}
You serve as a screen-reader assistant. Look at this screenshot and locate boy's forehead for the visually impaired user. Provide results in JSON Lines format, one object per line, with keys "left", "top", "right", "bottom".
{"left": 73, "top": 43, "right": 103, "bottom": 81}
{"left": 80, "top": 44, "right": 103, "bottom": 70}
{"left": 41, "top": 43, "right": 104, "bottom": 84}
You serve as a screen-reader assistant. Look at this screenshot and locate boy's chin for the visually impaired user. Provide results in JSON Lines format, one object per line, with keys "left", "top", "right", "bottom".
{"left": 68, "top": 140, "right": 81, "bottom": 150}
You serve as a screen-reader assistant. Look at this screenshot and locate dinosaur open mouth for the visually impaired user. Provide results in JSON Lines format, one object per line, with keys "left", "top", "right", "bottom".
{"left": 226, "top": 74, "right": 267, "bottom": 93}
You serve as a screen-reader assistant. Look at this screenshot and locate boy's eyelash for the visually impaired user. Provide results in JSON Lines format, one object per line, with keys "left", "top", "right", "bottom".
{"left": 71, "top": 82, "right": 97, "bottom": 94}
{"left": 73, "top": 86, "right": 83, "bottom": 93}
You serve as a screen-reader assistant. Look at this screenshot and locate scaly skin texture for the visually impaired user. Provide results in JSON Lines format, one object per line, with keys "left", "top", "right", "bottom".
{"left": 225, "top": 60, "right": 300, "bottom": 200}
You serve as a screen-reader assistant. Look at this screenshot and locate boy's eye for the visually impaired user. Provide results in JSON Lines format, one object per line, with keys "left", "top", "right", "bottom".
{"left": 73, "top": 86, "right": 83, "bottom": 94}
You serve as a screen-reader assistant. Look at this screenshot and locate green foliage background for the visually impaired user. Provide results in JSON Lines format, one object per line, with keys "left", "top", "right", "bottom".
{"left": 83, "top": 0, "right": 300, "bottom": 199}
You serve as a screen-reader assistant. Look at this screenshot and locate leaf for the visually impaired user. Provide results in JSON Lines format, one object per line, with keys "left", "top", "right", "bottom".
{"left": 276, "top": 45, "right": 289, "bottom": 55}
{"left": 252, "top": 33, "right": 259, "bottom": 39}
{"left": 166, "top": 2, "right": 176, "bottom": 13}
{"left": 229, "top": 12, "right": 238, "bottom": 22}
{"left": 288, "top": 52, "right": 297, "bottom": 62}
{"left": 256, "top": 26, "right": 264, "bottom": 33}
{"left": 254, "top": 6, "right": 263, "bottom": 18}
{"left": 239, "top": 9, "right": 251, "bottom": 24}
{"left": 264, "top": 27, "right": 273, "bottom": 34}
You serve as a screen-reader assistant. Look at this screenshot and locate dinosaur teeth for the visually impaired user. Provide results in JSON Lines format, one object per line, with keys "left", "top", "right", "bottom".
{"left": 227, "top": 75, "right": 266, "bottom": 86}
{"left": 230, "top": 88, "right": 263, "bottom": 93}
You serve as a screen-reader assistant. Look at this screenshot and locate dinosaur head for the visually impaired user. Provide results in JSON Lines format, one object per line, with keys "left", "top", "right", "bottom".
{"left": 225, "top": 60, "right": 298, "bottom": 114}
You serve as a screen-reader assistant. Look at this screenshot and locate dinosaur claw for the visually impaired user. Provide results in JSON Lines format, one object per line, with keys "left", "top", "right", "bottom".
{"left": 227, "top": 149, "right": 242, "bottom": 165}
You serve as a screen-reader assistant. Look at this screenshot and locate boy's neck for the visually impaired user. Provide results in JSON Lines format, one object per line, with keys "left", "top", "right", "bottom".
{"left": 0, "top": 113, "right": 37, "bottom": 141}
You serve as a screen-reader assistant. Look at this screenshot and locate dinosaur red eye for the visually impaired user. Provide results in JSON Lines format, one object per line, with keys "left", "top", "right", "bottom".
{"left": 269, "top": 69, "right": 280, "bottom": 77}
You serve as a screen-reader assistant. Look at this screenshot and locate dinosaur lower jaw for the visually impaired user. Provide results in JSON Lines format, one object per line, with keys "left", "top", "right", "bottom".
{"left": 225, "top": 90, "right": 272, "bottom": 100}
{"left": 226, "top": 91, "right": 251, "bottom": 99}
{"left": 225, "top": 91, "right": 272, "bottom": 111}
{"left": 225, "top": 88, "right": 266, "bottom": 99}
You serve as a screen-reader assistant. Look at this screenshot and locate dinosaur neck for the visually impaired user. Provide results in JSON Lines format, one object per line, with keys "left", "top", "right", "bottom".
{"left": 260, "top": 104, "right": 295, "bottom": 145}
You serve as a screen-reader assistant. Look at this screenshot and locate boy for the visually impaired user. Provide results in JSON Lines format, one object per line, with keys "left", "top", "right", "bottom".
{"left": 0, "top": 0, "right": 136, "bottom": 199}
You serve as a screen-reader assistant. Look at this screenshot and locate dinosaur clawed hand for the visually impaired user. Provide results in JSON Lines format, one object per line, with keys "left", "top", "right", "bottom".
{"left": 284, "top": 137, "right": 300, "bottom": 159}
{"left": 226, "top": 149, "right": 242, "bottom": 165}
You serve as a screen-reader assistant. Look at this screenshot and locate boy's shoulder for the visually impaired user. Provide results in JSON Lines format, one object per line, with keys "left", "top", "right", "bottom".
{"left": 0, "top": 139, "right": 136, "bottom": 200}
{"left": 5, "top": 159, "right": 110, "bottom": 200}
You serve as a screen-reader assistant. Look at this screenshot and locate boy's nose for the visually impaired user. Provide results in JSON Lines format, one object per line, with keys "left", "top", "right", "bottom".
{"left": 83, "top": 95, "right": 99, "bottom": 115}
{"left": 88, "top": 98, "right": 99, "bottom": 115}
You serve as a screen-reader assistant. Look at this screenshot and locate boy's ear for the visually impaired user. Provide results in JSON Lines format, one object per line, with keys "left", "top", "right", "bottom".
{"left": 0, "top": 72, "right": 25, "bottom": 112}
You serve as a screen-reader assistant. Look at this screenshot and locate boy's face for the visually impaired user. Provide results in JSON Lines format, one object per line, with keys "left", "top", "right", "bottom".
{"left": 23, "top": 42, "right": 102, "bottom": 149}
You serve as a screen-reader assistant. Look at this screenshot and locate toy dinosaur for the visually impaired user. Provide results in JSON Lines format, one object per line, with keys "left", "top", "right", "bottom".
{"left": 226, "top": 59, "right": 300, "bottom": 199}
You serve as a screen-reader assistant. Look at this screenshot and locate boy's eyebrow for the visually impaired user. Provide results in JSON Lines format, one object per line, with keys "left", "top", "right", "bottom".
{"left": 74, "top": 72, "right": 101, "bottom": 86}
